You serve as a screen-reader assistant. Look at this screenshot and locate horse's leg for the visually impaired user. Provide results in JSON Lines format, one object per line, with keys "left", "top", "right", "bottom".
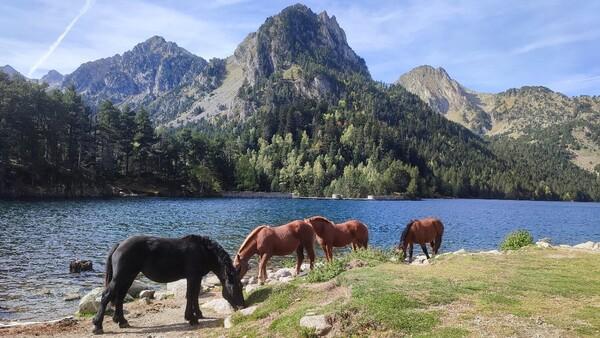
{"left": 352, "top": 242, "right": 357, "bottom": 251}
{"left": 193, "top": 280, "right": 203, "bottom": 320}
{"left": 327, "top": 245, "right": 334, "bottom": 261}
{"left": 421, "top": 244, "right": 430, "bottom": 259}
{"left": 307, "top": 242, "right": 316, "bottom": 270}
{"left": 185, "top": 278, "right": 198, "bottom": 324}
{"left": 92, "top": 281, "right": 115, "bottom": 334}
{"left": 320, "top": 244, "right": 329, "bottom": 262}
{"left": 434, "top": 234, "right": 443, "bottom": 254}
{"left": 295, "top": 245, "right": 305, "bottom": 275}
{"left": 409, "top": 243, "right": 414, "bottom": 262}
{"left": 112, "top": 274, "right": 136, "bottom": 328}
{"left": 259, "top": 254, "right": 270, "bottom": 284}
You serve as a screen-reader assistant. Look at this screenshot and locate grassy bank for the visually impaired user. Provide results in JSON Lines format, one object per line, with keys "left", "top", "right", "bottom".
{"left": 223, "top": 247, "right": 599, "bottom": 337}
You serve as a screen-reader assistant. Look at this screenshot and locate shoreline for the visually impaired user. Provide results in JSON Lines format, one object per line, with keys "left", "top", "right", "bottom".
{"left": 2, "top": 240, "right": 599, "bottom": 328}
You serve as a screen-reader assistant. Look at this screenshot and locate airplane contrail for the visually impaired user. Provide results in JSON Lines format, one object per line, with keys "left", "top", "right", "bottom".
{"left": 28, "top": 0, "right": 94, "bottom": 77}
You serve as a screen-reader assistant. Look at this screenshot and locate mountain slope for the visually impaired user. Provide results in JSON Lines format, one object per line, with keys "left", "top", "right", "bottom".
{"left": 40, "top": 70, "right": 64, "bottom": 88}
{"left": 398, "top": 66, "right": 600, "bottom": 172}
{"left": 0, "top": 65, "right": 25, "bottom": 79}
{"left": 62, "top": 36, "right": 225, "bottom": 123}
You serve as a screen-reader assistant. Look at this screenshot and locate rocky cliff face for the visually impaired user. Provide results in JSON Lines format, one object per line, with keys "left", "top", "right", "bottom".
{"left": 398, "top": 65, "right": 600, "bottom": 171}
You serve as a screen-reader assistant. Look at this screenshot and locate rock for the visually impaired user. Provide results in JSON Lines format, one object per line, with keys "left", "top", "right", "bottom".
{"left": 78, "top": 287, "right": 104, "bottom": 314}
{"left": 124, "top": 294, "right": 134, "bottom": 303}
{"left": 127, "top": 280, "right": 152, "bottom": 298}
{"left": 574, "top": 241, "right": 595, "bottom": 250}
{"left": 155, "top": 291, "right": 175, "bottom": 300}
{"left": 64, "top": 293, "right": 80, "bottom": 301}
{"left": 245, "top": 284, "right": 260, "bottom": 294}
{"left": 69, "top": 260, "right": 93, "bottom": 273}
{"left": 271, "top": 268, "right": 294, "bottom": 279}
{"left": 201, "top": 298, "right": 234, "bottom": 315}
{"left": 240, "top": 305, "right": 258, "bottom": 316}
{"left": 558, "top": 244, "right": 571, "bottom": 248}
{"left": 299, "top": 314, "right": 332, "bottom": 336}
{"left": 279, "top": 276, "right": 294, "bottom": 283}
{"left": 536, "top": 241, "right": 552, "bottom": 248}
{"left": 139, "top": 290, "right": 155, "bottom": 299}
{"left": 454, "top": 249, "right": 467, "bottom": 254}
{"left": 166, "top": 279, "right": 187, "bottom": 298}
{"left": 204, "top": 273, "right": 221, "bottom": 287}
{"left": 593, "top": 242, "right": 600, "bottom": 251}
{"left": 248, "top": 276, "right": 257, "bottom": 285}
{"left": 241, "top": 278, "right": 249, "bottom": 286}
{"left": 224, "top": 315, "right": 233, "bottom": 328}
{"left": 139, "top": 297, "right": 152, "bottom": 305}
{"left": 482, "top": 250, "right": 501, "bottom": 255}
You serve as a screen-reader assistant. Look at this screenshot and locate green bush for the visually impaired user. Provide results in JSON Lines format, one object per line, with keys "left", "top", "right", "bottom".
{"left": 500, "top": 230, "right": 534, "bottom": 250}
{"left": 306, "top": 259, "right": 346, "bottom": 283}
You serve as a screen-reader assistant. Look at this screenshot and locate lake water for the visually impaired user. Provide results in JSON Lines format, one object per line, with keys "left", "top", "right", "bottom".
{"left": 1, "top": 197, "right": 599, "bottom": 322}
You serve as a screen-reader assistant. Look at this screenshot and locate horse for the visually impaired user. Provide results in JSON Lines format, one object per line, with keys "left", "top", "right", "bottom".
{"left": 233, "top": 220, "right": 316, "bottom": 284}
{"left": 92, "top": 235, "right": 245, "bottom": 334}
{"left": 304, "top": 216, "right": 369, "bottom": 262}
{"left": 398, "top": 217, "right": 444, "bottom": 262}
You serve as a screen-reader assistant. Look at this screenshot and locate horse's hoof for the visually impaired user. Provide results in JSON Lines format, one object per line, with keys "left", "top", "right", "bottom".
{"left": 189, "top": 320, "right": 199, "bottom": 326}
{"left": 92, "top": 327, "right": 103, "bottom": 335}
{"left": 119, "top": 321, "right": 131, "bottom": 328}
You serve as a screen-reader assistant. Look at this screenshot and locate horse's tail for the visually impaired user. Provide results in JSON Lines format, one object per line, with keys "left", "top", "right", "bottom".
{"left": 399, "top": 220, "right": 416, "bottom": 249}
{"left": 104, "top": 242, "right": 120, "bottom": 287}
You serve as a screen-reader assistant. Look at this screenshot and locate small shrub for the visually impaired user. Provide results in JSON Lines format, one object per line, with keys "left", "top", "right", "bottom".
{"left": 500, "top": 230, "right": 533, "bottom": 251}
{"left": 306, "top": 259, "right": 347, "bottom": 282}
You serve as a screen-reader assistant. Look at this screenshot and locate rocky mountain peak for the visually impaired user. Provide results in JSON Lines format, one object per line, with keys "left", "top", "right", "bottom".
{"left": 0, "top": 65, "right": 24, "bottom": 78}
{"left": 41, "top": 69, "right": 64, "bottom": 87}
{"left": 233, "top": 3, "right": 369, "bottom": 84}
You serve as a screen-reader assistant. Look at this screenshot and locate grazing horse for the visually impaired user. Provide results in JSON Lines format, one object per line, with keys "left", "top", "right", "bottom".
{"left": 92, "top": 235, "right": 245, "bottom": 334}
{"left": 233, "top": 220, "right": 316, "bottom": 284}
{"left": 304, "top": 216, "right": 369, "bottom": 262}
{"left": 398, "top": 217, "right": 444, "bottom": 262}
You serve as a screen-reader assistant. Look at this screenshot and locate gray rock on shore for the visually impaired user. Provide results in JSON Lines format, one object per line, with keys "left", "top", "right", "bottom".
{"left": 300, "top": 314, "right": 332, "bottom": 336}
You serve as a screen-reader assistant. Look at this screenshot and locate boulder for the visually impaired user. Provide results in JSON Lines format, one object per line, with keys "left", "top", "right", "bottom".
{"left": 271, "top": 268, "right": 294, "bottom": 279}
{"left": 245, "top": 284, "right": 261, "bottom": 294}
{"left": 69, "top": 260, "right": 93, "bottom": 273}
{"left": 224, "top": 315, "right": 233, "bottom": 328}
{"left": 200, "top": 298, "right": 234, "bottom": 315}
{"left": 139, "top": 290, "right": 155, "bottom": 300}
{"left": 166, "top": 279, "right": 187, "bottom": 298}
{"left": 593, "top": 242, "right": 600, "bottom": 251}
{"left": 299, "top": 314, "right": 332, "bottom": 336}
{"left": 204, "top": 273, "right": 221, "bottom": 287}
{"left": 248, "top": 276, "right": 257, "bottom": 285}
{"left": 574, "top": 241, "right": 595, "bottom": 250}
{"left": 240, "top": 305, "right": 258, "bottom": 316}
{"left": 127, "top": 280, "right": 152, "bottom": 298}
{"left": 279, "top": 276, "right": 294, "bottom": 283}
{"left": 78, "top": 287, "right": 104, "bottom": 314}
{"left": 155, "top": 291, "right": 175, "bottom": 300}
{"left": 536, "top": 241, "right": 552, "bottom": 248}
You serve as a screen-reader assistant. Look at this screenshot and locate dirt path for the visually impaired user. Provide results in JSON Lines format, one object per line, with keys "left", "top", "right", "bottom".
{"left": 0, "top": 291, "right": 229, "bottom": 337}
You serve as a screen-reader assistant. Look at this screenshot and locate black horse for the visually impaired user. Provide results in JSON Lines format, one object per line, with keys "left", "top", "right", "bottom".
{"left": 92, "top": 235, "right": 245, "bottom": 334}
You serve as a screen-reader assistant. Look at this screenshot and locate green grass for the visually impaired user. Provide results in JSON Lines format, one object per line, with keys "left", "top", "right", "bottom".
{"left": 218, "top": 247, "right": 600, "bottom": 337}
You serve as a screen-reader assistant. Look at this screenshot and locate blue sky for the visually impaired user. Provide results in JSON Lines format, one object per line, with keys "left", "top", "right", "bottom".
{"left": 1, "top": 0, "right": 599, "bottom": 95}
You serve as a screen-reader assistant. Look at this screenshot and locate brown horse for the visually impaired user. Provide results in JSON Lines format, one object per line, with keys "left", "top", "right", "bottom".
{"left": 305, "top": 216, "right": 369, "bottom": 262}
{"left": 233, "top": 220, "right": 316, "bottom": 284}
{"left": 398, "top": 217, "right": 444, "bottom": 262}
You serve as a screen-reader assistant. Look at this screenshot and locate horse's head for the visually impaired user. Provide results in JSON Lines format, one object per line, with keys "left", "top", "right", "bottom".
{"left": 221, "top": 264, "right": 245, "bottom": 310}
{"left": 233, "top": 253, "right": 250, "bottom": 279}
{"left": 398, "top": 219, "right": 417, "bottom": 257}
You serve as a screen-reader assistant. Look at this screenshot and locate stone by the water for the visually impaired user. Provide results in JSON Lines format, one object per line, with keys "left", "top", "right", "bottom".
{"left": 139, "top": 290, "right": 155, "bottom": 299}
{"left": 299, "top": 314, "right": 332, "bottom": 336}
{"left": 574, "top": 241, "right": 595, "bottom": 250}
{"left": 78, "top": 287, "right": 104, "bottom": 314}
{"left": 224, "top": 315, "right": 233, "bottom": 328}
{"left": 240, "top": 305, "right": 258, "bottom": 316}
{"left": 127, "top": 280, "right": 152, "bottom": 298}
{"left": 69, "top": 260, "right": 93, "bottom": 273}
{"left": 64, "top": 293, "right": 80, "bottom": 301}
{"left": 200, "top": 298, "right": 234, "bottom": 315}
{"left": 245, "top": 284, "right": 261, "bottom": 294}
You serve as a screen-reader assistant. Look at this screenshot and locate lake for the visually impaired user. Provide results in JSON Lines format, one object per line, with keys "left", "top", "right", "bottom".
{"left": 1, "top": 197, "right": 599, "bottom": 322}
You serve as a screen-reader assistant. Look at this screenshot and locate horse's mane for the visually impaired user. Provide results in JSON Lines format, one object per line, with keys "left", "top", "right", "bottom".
{"left": 400, "top": 219, "right": 417, "bottom": 243}
{"left": 183, "top": 235, "right": 235, "bottom": 272}
{"left": 236, "top": 225, "right": 268, "bottom": 255}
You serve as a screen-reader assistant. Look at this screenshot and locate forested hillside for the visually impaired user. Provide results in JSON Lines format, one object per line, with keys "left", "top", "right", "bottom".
{"left": 1, "top": 4, "right": 599, "bottom": 200}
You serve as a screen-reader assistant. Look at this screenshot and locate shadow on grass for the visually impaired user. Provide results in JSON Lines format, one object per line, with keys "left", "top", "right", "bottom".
{"left": 246, "top": 287, "right": 272, "bottom": 305}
